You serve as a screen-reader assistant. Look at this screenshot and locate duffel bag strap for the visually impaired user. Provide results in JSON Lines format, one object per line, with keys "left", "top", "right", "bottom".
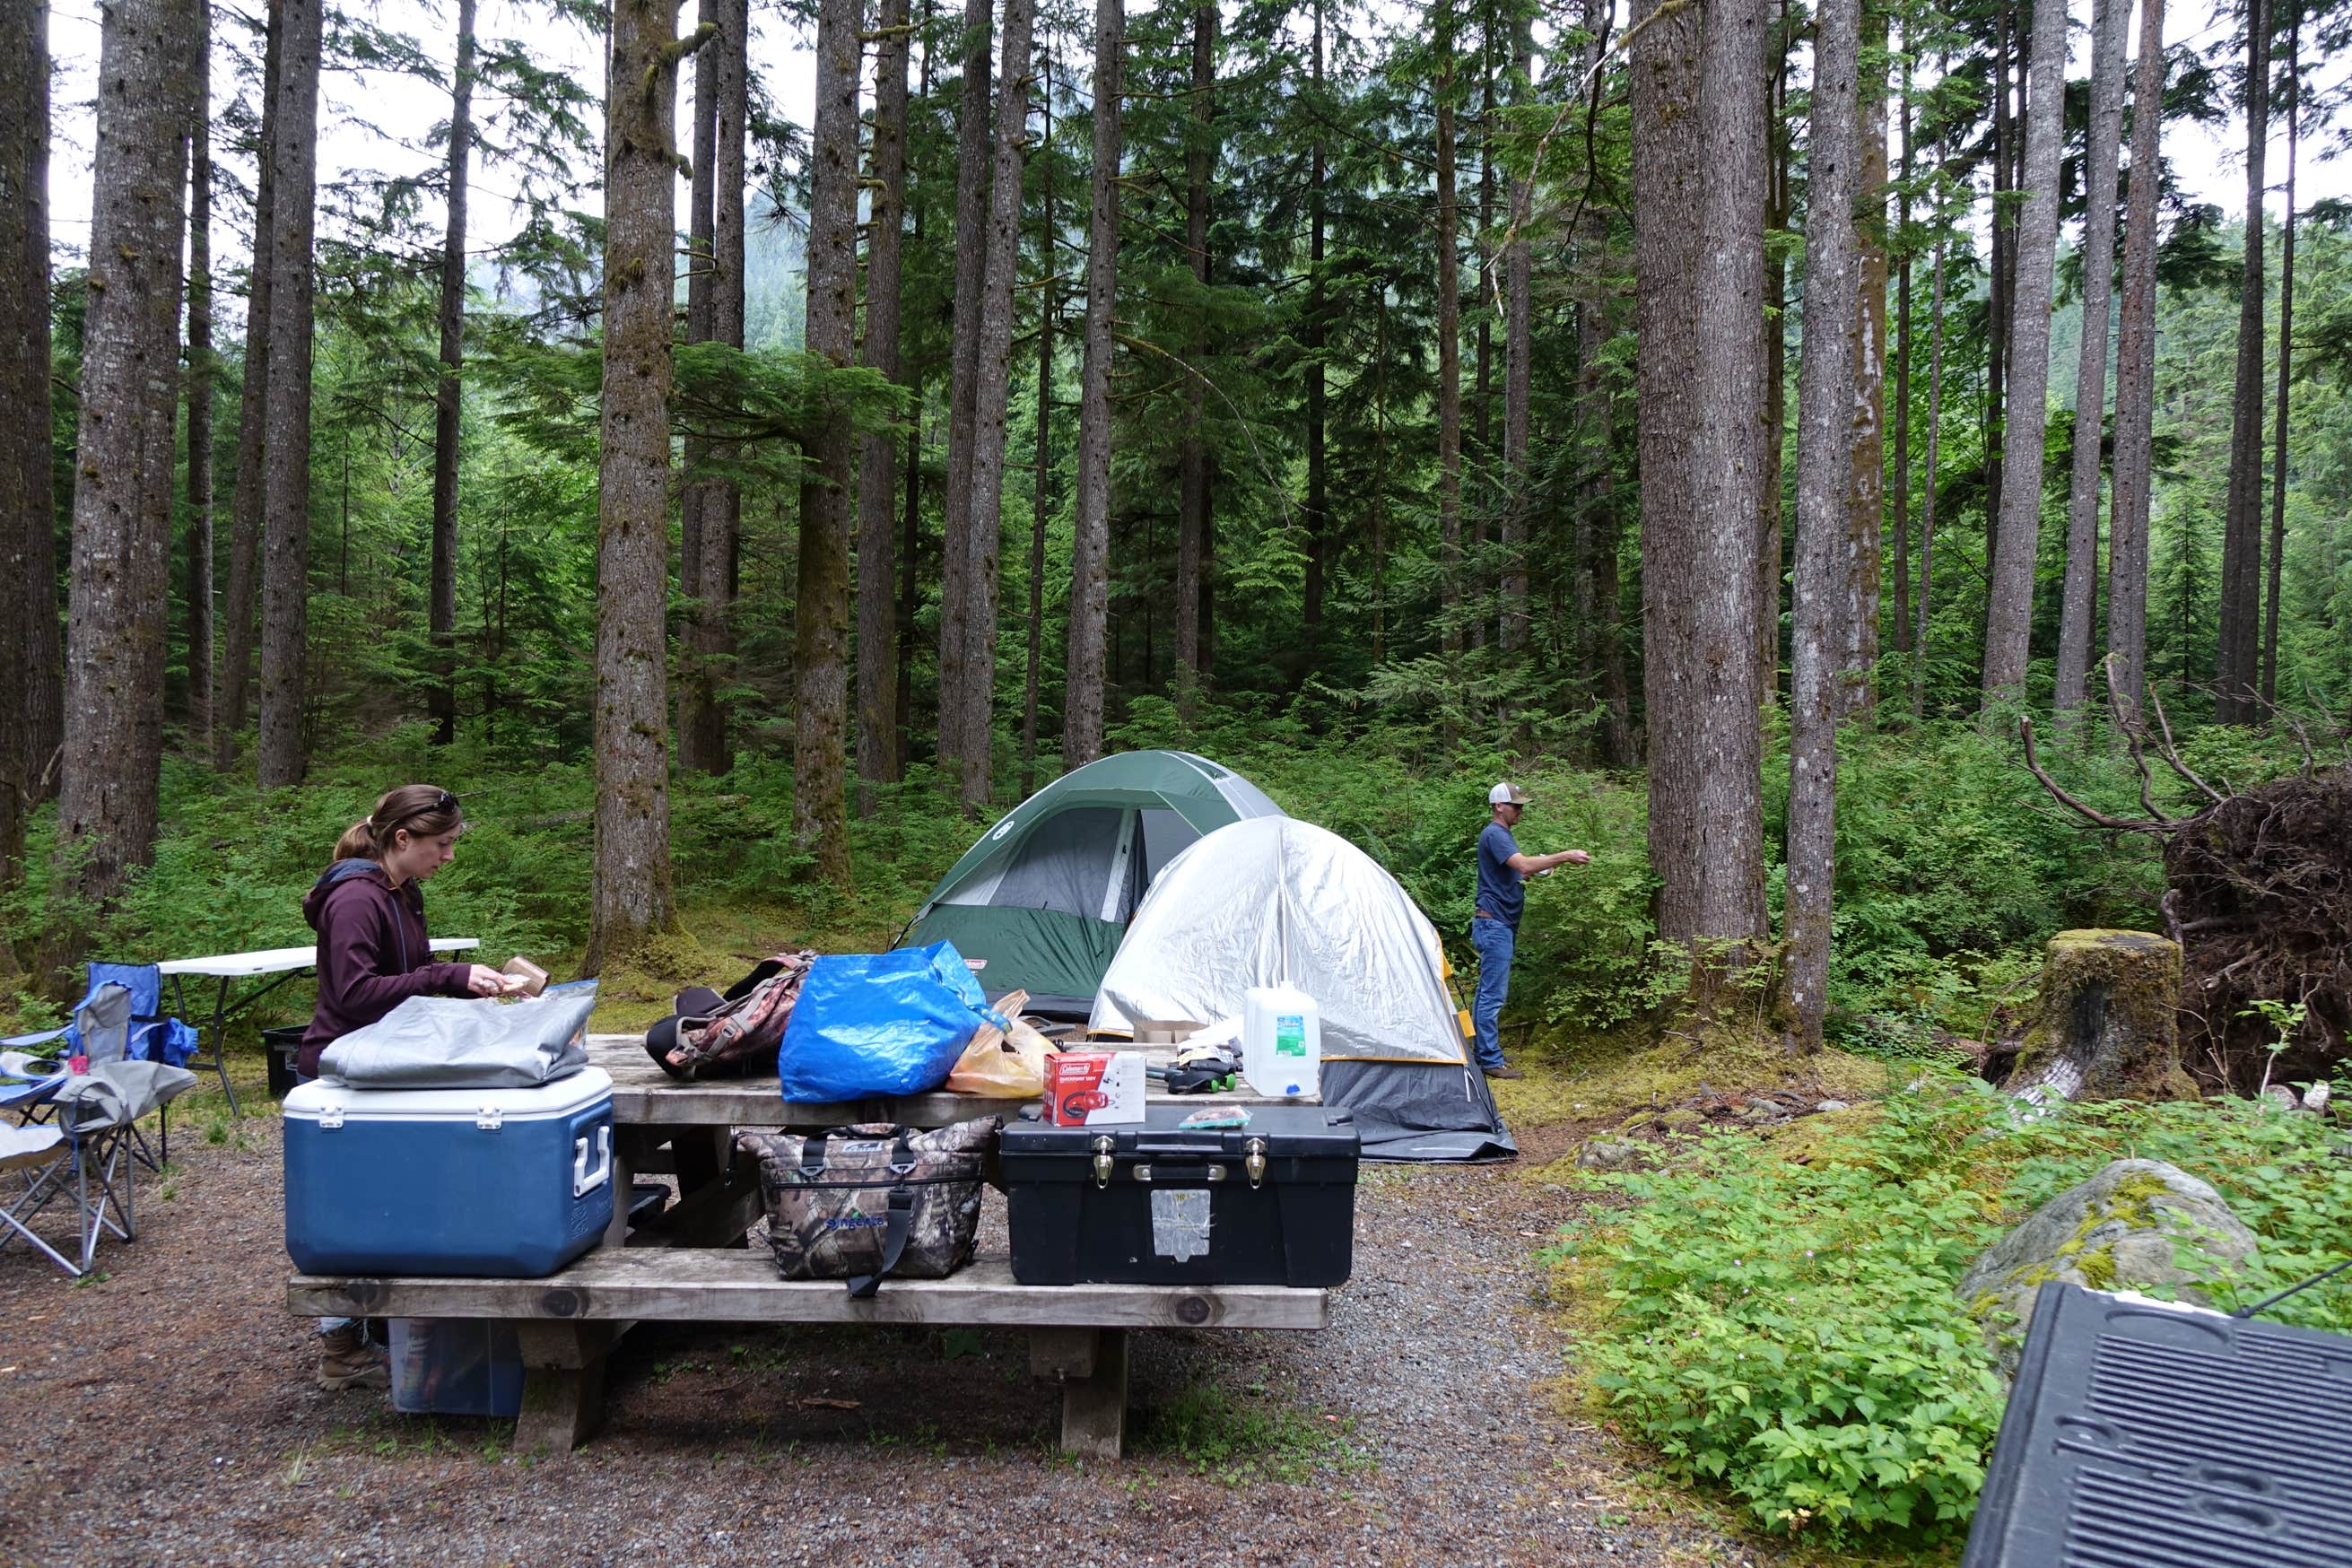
{"left": 844, "top": 1134, "right": 921, "bottom": 1299}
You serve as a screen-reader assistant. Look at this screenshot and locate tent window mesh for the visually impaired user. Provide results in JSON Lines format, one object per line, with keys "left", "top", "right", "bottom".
{"left": 961, "top": 806, "right": 1125, "bottom": 919}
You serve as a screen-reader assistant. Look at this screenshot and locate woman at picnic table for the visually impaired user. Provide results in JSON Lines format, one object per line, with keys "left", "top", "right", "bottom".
{"left": 297, "top": 783, "right": 523, "bottom": 1391}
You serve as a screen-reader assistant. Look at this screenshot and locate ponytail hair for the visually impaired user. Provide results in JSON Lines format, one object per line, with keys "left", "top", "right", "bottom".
{"left": 332, "top": 784, "right": 464, "bottom": 864}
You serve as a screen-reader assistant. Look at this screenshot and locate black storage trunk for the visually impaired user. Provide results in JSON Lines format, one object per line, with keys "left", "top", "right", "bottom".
{"left": 1963, "top": 1281, "right": 2352, "bottom": 1568}
{"left": 1000, "top": 1105, "right": 1359, "bottom": 1287}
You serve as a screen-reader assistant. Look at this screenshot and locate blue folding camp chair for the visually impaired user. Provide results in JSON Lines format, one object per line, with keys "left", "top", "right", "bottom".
{"left": 3, "top": 966, "right": 199, "bottom": 1163}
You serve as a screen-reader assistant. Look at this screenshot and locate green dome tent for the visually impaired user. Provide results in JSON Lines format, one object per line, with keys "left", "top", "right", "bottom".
{"left": 902, "top": 751, "right": 1285, "bottom": 1013}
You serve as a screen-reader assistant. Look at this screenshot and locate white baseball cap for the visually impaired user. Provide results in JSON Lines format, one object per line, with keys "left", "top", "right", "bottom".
{"left": 1488, "top": 782, "right": 1529, "bottom": 806}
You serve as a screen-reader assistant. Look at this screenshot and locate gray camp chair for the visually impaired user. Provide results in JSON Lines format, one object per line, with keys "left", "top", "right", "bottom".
{"left": 0, "top": 1060, "right": 196, "bottom": 1276}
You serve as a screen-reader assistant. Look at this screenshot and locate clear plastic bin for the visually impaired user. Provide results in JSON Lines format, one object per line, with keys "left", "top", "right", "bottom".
{"left": 388, "top": 1318, "right": 525, "bottom": 1417}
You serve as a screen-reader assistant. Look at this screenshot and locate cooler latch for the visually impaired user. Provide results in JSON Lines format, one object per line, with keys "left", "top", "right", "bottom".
{"left": 1244, "top": 1137, "right": 1268, "bottom": 1189}
{"left": 1092, "top": 1135, "right": 1115, "bottom": 1189}
{"left": 476, "top": 1107, "right": 504, "bottom": 1132}
{"left": 318, "top": 1105, "right": 344, "bottom": 1131}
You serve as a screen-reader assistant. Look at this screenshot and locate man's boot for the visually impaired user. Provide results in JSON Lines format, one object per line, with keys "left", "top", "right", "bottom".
{"left": 318, "top": 1322, "right": 390, "bottom": 1391}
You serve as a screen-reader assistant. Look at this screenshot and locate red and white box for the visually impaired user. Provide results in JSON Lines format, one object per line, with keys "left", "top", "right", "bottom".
{"left": 1044, "top": 1050, "right": 1145, "bottom": 1127}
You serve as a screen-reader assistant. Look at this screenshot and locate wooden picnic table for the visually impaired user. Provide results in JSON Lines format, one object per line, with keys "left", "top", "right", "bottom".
{"left": 288, "top": 1032, "right": 1333, "bottom": 1457}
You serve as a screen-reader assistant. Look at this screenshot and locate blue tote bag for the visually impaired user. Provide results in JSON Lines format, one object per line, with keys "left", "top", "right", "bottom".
{"left": 777, "top": 941, "right": 1009, "bottom": 1102}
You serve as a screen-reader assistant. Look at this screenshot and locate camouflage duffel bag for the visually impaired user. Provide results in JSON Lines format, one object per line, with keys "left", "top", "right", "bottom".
{"left": 736, "top": 1118, "right": 1000, "bottom": 1298}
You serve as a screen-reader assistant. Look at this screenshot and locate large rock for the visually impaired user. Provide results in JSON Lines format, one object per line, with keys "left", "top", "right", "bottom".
{"left": 1957, "top": 1158, "right": 2260, "bottom": 1376}
{"left": 2004, "top": 929, "right": 2200, "bottom": 1104}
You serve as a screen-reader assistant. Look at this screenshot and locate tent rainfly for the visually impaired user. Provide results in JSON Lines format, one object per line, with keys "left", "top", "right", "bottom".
{"left": 1090, "top": 815, "right": 1514, "bottom": 1163}
{"left": 902, "top": 751, "right": 1285, "bottom": 1014}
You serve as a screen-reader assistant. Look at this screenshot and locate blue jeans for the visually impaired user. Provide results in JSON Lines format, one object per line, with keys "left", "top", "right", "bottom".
{"left": 1470, "top": 917, "right": 1514, "bottom": 1071}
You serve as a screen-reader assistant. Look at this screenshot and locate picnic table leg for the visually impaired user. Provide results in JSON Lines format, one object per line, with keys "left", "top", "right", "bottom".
{"left": 1031, "top": 1327, "right": 1129, "bottom": 1460}
{"left": 512, "top": 1321, "right": 613, "bottom": 1455}
{"left": 603, "top": 1139, "right": 637, "bottom": 1247}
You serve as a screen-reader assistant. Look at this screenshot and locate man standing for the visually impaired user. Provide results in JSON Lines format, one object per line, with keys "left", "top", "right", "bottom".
{"left": 1471, "top": 782, "right": 1589, "bottom": 1079}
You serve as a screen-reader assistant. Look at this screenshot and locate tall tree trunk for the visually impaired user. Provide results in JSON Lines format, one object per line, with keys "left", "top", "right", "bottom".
{"left": 1912, "top": 215, "right": 1948, "bottom": 717}
{"left": 695, "top": 0, "right": 747, "bottom": 770}
{"left": 183, "top": 5, "right": 214, "bottom": 755}
{"left": 857, "top": 0, "right": 911, "bottom": 805}
{"left": 428, "top": 0, "right": 476, "bottom": 748}
{"left": 1984, "top": 4, "right": 2011, "bottom": 593}
{"left": 1891, "top": 42, "right": 1912, "bottom": 658}
{"left": 2263, "top": 13, "right": 2296, "bottom": 710}
{"left": 1568, "top": 0, "right": 1609, "bottom": 754}
{"left": 1500, "top": 2, "right": 1534, "bottom": 661}
{"left": 1757, "top": 0, "right": 1789, "bottom": 703}
{"left": 1841, "top": 4, "right": 1887, "bottom": 719}
{"left": 1433, "top": 0, "right": 1463, "bottom": 681}
{"left": 2107, "top": 0, "right": 2165, "bottom": 725}
{"left": 1173, "top": 0, "right": 1215, "bottom": 718}
{"left": 675, "top": 0, "right": 717, "bottom": 762}
{"left": 935, "top": 0, "right": 994, "bottom": 790}
{"left": 954, "top": 0, "right": 1035, "bottom": 812}
{"left": 1022, "top": 50, "right": 1053, "bottom": 801}
{"left": 58, "top": 0, "right": 196, "bottom": 903}
{"left": 1631, "top": 0, "right": 1772, "bottom": 966}
{"left": 1066, "top": 0, "right": 1120, "bottom": 770}
{"left": 1788, "top": 0, "right": 1863, "bottom": 1052}
{"left": 0, "top": 0, "right": 56, "bottom": 884}
{"left": 1300, "top": 0, "right": 1326, "bottom": 666}
{"left": 216, "top": 0, "right": 278, "bottom": 772}
{"left": 797, "top": 0, "right": 859, "bottom": 872}
{"left": 1980, "top": 0, "right": 2065, "bottom": 708}
{"left": 588, "top": 0, "right": 691, "bottom": 966}
{"left": 255, "top": 0, "right": 322, "bottom": 788}
{"left": 676, "top": 0, "right": 742, "bottom": 774}
{"left": 2216, "top": 0, "right": 2269, "bottom": 723}
{"left": 897, "top": 0, "right": 934, "bottom": 765}
{"left": 2056, "top": 0, "right": 2129, "bottom": 724}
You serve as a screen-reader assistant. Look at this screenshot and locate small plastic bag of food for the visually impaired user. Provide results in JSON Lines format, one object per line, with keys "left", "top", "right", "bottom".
{"left": 945, "top": 989, "right": 1054, "bottom": 1097}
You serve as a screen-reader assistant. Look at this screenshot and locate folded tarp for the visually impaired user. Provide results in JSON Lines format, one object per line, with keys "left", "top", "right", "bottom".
{"left": 319, "top": 980, "right": 598, "bottom": 1089}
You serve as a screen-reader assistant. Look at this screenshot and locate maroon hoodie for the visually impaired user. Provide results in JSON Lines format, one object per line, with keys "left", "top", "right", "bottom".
{"left": 298, "top": 859, "right": 477, "bottom": 1076}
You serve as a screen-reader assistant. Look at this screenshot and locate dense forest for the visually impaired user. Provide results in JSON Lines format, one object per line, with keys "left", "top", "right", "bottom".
{"left": 3, "top": 0, "right": 2349, "bottom": 1058}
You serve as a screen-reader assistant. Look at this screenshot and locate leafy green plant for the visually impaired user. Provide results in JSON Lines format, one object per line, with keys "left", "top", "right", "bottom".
{"left": 1555, "top": 1078, "right": 2352, "bottom": 1542}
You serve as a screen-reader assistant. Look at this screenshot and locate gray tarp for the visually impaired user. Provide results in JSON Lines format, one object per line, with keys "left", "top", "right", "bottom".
{"left": 321, "top": 981, "right": 598, "bottom": 1089}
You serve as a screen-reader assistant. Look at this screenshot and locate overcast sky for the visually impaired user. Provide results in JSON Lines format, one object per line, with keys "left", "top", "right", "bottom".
{"left": 42, "top": 0, "right": 2349, "bottom": 341}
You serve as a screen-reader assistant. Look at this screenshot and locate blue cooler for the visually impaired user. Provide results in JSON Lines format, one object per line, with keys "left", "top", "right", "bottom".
{"left": 283, "top": 1067, "right": 614, "bottom": 1276}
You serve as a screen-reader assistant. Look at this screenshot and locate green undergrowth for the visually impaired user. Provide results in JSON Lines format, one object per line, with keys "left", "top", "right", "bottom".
{"left": 1546, "top": 1075, "right": 2352, "bottom": 1546}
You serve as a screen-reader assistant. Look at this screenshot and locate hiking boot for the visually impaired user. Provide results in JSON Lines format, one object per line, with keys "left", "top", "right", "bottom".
{"left": 317, "top": 1324, "right": 390, "bottom": 1392}
{"left": 1483, "top": 1064, "right": 1526, "bottom": 1081}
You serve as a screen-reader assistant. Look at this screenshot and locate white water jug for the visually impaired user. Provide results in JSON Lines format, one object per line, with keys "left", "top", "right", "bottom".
{"left": 1241, "top": 985, "right": 1321, "bottom": 1100}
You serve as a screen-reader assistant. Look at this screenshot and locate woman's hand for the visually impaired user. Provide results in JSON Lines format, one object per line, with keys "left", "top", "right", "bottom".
{"left": 466, "top": 964, "right": 523, "bottom": 997}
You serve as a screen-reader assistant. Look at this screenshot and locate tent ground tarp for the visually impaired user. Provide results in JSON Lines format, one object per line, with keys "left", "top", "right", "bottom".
{"left": 1090, "top": 816, "right": 1513, "bottom": 1163}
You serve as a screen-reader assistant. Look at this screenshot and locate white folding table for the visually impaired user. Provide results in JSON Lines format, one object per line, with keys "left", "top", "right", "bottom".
{"left": 156, "top": 940, "right": 478, "bottom": 1116}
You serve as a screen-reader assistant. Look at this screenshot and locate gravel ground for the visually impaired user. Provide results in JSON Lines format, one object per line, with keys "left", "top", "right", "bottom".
{"left": 0, "top": 1088, "right": 1777, "bottom": 1568}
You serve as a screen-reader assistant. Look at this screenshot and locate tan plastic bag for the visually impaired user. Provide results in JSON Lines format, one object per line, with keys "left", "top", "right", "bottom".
{"left": 946, "top": 990, "right": 1055, "bottom": 1097}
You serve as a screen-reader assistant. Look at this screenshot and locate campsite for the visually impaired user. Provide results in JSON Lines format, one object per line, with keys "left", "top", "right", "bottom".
{"left": 10, "top": 0, "right": 2352, "bottom": 1560}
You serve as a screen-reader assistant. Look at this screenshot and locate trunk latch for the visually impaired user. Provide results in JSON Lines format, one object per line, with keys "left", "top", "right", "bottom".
{"left": 1244, "top": 1137, "right": 1268, "bottom": 1189}
{"left": 1091, "top": 1135, "right": 1115, "bottom": 1189}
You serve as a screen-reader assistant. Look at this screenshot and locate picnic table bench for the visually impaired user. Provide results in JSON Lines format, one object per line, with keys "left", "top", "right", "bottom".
{"left": 287, "top": 1033, "right": 1333, "bottom": 1458}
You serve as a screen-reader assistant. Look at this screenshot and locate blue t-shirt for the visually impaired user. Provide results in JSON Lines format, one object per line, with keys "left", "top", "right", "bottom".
{"left": 1476, "top": 822, "right": 1525, "bottom": 928}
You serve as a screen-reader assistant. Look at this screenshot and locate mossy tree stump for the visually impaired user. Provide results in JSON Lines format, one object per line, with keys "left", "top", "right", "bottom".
{"left": 2005, "top": 929, "right": 2199, "bottom": 1104}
